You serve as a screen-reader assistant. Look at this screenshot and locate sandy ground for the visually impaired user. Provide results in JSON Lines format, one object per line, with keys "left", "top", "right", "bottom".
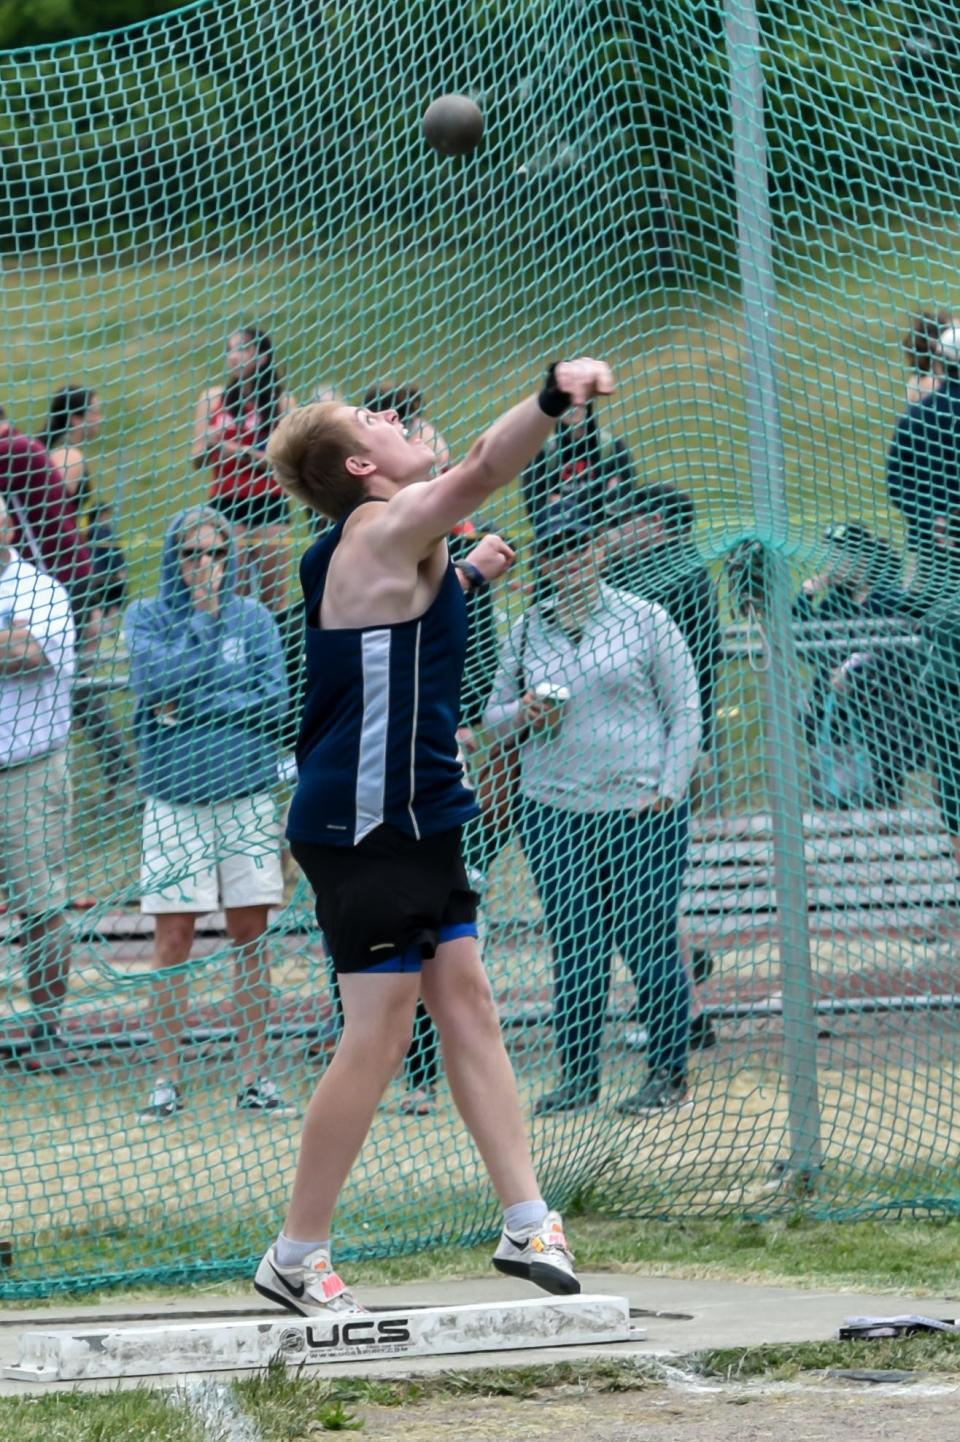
{"left": 359, "top": 1379, "right": 960, "bottom": 1442}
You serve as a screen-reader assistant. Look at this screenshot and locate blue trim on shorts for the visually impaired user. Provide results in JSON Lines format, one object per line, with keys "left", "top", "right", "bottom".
{"left": 438, "top": 921, "right": 478, "bottom": 944}
{"left": 360, "top": 944, "right": 424, "bottom": 975}
{"left": 356, "top": 921, "right": 477, "bottom": 974}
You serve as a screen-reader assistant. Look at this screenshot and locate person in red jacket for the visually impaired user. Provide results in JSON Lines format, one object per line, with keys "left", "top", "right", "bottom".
{"left": 0, "top": 409, "right": 94, "bottom": 612}
{"left": 0, "top": 410, "right": 133, "bottom": 795}
{"left": 191, "top": 327, "right": 297, "bottom": 614}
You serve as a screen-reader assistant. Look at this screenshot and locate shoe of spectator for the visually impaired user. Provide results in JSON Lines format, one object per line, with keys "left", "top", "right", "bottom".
{"left": 690, "top": 946, "right": 714, "bottom": 985}
{"left": 616, "top": 1069, "right": 692, "bottom": 1117}
{"left": 534, "top": 1080, "right": 600, "bottom": 1116}
{"left": 18, "top": 1029, "right": 80, "bottom": 1074}
{"left": 689, "top": 1014, "right": 718, "bottom": 1051}
{"left": 140, "top": 1078, "right": 183, "bottom": 1119}
{"left": 236, "top": 1077, "right": 298, "bottom": 1116}
{"left": 627, "top": 1017, "right": 716, "bottom": 1054}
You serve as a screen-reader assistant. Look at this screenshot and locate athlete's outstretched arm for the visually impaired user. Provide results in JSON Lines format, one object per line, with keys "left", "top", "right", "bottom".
{"left": 375, "top": 359, "right": 614, "bottom": 559}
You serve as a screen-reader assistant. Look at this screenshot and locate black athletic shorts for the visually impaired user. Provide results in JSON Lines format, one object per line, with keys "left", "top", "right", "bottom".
{"left": 290, "top": 824, "right": 479, "bottom": 975}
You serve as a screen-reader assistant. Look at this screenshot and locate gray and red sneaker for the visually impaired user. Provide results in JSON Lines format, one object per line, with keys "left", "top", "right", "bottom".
{"left": 492, "top": 1209, "right": 579, "bottom": 1295}
{"left": 254, "top": 1244, "right": 367, "bottom": 1317}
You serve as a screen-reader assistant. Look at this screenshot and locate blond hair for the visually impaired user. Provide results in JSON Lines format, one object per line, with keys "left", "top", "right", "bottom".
{"left": 267, "top": 402, "right": 366, "bottom": 521}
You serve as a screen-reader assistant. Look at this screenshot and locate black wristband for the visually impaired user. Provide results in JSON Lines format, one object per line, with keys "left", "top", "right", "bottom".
{"left": 455, "top": 560, "right": 489, "bottom": 592}
{"left": 538, "top": 362, "right": 572, "bottom": 419}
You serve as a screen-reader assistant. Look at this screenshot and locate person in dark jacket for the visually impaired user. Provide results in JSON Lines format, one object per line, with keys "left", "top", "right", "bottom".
{"left": 605, "top": 483, "right": 722, "bottom": 756}
{"left": 603, "top": 482, "right": 722, "bottom": 1044}
{"left": 125, "top": 505, "right": 293, "bottom": 1120}
{"left": 522, "top": 401, "right": 634, "bottom": 530}
{"left": 886, "top": 321, "right": 960, "bottom": 566}
{"left": 794, "top": 523, "right": 920, "bottom": 809}
{"left": 85, "top": 502, "right": 129, "bottom": 622}
{"left": 905, "top": 508, "right": 960, "bottom": 872}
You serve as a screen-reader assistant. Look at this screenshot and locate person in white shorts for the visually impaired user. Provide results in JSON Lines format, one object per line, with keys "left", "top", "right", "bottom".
{"left": 125, "top": 505, "right": 293, "bottom": 1118}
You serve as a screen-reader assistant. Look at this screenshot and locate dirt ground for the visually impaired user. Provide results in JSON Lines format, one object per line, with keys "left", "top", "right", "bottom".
{"left": 359, "top": 1380, "right": 960, "bottom": 1442}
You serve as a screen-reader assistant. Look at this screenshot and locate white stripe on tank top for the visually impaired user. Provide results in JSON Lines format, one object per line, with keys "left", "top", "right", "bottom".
{"left": 407, "top": 621, "right": 423, "bottom": 840}
{"left": 354, "top": 629, "right": 392, "bottom": 844}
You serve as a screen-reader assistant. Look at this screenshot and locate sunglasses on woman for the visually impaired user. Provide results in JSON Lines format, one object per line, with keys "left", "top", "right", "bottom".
{"left": 181, "top": 545, "right": 229, "bottom": 562}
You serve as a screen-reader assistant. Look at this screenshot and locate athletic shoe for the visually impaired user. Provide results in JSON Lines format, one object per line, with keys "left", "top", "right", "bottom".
{"left": 253, "top": 1244, "right": 367, "bottom": 1317}
{"left": 625, "top": 1017, "right": 716, "bottom": 1054}
{"left": 492, "top": 1209, "right": 580, "bottom": 1295}
{"left": 139, "top": 1079, "right": 183, "bottom": 1119}
{"left": 615, "top": 1069, "right": 692, "bottom": 1117}
{"left": 533, "top": 1081, "right": 600, "bottom": 1116}
{"left": 236, "top": 1077, "right": 299, "bottom": 1116}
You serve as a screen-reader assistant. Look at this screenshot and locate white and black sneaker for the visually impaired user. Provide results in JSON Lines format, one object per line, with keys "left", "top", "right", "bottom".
{"left": 492, "top": 1210, "right": 579, "bottom": 1295}
{"left": 139, "top": 1078, "right": 183, "bottom": 1120}
{"left": 253, "top": 1244, "right": 367, "bottom": 1317}
{"left": 236, "top": 1077, "right": 298, "bottom": 1116}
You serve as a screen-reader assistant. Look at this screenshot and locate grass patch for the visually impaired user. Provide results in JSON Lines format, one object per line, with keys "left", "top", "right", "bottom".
{"left": 235, "top": 1354, "right": 660, "bottom": 1438}
{"left": 0, "top": 1389, "right": 203, "bottom": 1442}
{"left": 693, "top": 1332, "right": 960, "bottom": 1381}
{"left": 6, "top": 1215, "right": 960, "bottom": 1309}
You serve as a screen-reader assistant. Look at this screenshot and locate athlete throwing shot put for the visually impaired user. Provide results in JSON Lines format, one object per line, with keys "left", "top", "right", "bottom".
{"left": 254, "top": 358, "right": 614, "bottom": 1316}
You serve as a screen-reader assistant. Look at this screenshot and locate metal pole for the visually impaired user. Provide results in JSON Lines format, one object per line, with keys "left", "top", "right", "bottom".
{"left": 725, "top": 0, "right": 822, "bottom": 1187}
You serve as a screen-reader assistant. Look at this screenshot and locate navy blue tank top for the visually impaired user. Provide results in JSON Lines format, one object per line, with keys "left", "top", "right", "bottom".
{"left": 286, "top": 510, "right": 479, "bottom": 847}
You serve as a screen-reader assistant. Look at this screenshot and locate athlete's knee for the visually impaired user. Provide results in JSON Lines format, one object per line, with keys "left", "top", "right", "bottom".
{"left": 428, "top": 967, "right": 499, "bottom": 1042}
{"left": 340, "top": 1009, "right": 415, "bottom": 1070}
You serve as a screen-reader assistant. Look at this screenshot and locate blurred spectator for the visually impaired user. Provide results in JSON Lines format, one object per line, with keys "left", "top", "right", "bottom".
{"left": 125, "top": 506, "right": 293, "bottom": 1119}
{"left": 794, "top": 523, "right": 921, "bottom": 809}
{"left": 794, "top": 523, "right": 905, "bottom": 627}
{"left": 604, "top": 482, "right": 721, "bottom": 1046}
{"left": 522, "top": 401, "right": 634, "bottom": 530}
{"left": 903, "top": 309, "right": 954, "bottom": 407}
{"left": 363, "top": 381, "right": 451, "bottom": 470}
{"left": 887, "top": 321, "right": 960, "bottom": 565}
{"left": 0, "top": 405, "right": 94, "bottom": 612}
{"left": 38, "top": 387, "right": 133, "bottom": 790}
{"left": 484, "top": 501, "right": 701, "bottom": 1117}
{"left": 192, "top": 326, "right": 297, "bottom": 614}
{"left": 606, "top": 483, "right": 723, "bottom": 758}
{"left": 39, "top": 386, "right": 102, "bottom": 510}
{"left": 85, "top": 502, "right": 129, "bottom": 627}
{"left": 0, "top": 494, "right": 78, "bottom": 1073}
{"left": 911, "top": 510, "right": 960, "bottom": 873}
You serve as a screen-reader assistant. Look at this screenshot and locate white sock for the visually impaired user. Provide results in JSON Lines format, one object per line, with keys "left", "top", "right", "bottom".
{"left": 503, "top": 1199, "right": 548, "bottom": 1237}
{"left": 275, "top": 1233, "right": 330, "bottom": 1268}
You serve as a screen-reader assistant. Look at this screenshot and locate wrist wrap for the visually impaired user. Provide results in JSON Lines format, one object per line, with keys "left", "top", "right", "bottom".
{"left": 538, "top": 362, "right": 572, "bottom": 419}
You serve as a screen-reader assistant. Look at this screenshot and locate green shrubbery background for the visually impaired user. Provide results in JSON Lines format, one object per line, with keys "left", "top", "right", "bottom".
{"left": 1, "top": 2, "right": 958, "bottom": 269}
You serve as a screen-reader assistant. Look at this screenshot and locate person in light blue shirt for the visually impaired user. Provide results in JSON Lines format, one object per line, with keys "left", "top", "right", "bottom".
{"left": 125, "top": 505, "right": 292, "bottom": 1121}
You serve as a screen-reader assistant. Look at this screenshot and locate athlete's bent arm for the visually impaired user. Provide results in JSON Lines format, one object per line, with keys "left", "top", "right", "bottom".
{"left": 374, "top": 359, "right": 614, "bottom": 561}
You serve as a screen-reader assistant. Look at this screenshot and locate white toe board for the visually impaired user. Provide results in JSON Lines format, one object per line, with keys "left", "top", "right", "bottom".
{"left": 5, "top": 1294, "right": 636, "bottom": 1381}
